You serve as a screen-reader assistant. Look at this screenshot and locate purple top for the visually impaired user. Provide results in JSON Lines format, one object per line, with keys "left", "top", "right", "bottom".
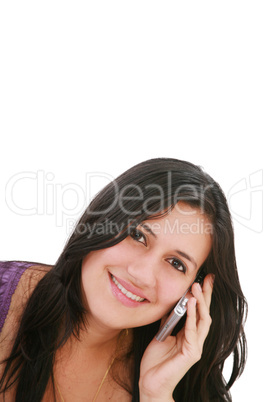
{"left": 0, "top": 261, "right": 33, "bottom": 333}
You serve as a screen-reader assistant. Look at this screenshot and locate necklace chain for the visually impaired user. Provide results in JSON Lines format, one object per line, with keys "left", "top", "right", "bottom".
{"left": 55, "top": 329, "right": 128, "bottom": 401}
{"left": 55, "top": 357, "right": 115, "bottom": 402}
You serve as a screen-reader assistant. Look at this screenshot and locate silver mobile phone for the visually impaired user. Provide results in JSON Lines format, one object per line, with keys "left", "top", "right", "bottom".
{"left": 155, "top": 271, "right": 205, "bottom": 342}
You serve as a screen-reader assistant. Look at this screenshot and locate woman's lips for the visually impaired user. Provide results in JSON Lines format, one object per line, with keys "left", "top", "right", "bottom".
{"left": 112, "top": 274, "right": 148, "bottom": 300}
{"left": 109, "top": 273, "right": 149, "bottom": 307}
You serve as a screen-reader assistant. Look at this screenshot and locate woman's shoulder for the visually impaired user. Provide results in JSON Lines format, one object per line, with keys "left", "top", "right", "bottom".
{"left": 0, "top": 261, "right": 52, "bottom": 361}
{"left": 0, "top": 261, "right": 52, "bottom": 327}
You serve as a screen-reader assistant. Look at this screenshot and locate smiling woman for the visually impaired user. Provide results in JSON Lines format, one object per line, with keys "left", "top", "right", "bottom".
{"left": 81, "top": 204, "right": 212, "bottom": 329}
{"left": 0, "top": 158, "right": 247, "bottom": 401}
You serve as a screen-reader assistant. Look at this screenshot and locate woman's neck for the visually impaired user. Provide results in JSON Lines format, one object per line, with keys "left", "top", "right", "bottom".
{"left": 56, "top": 319, "right": 133, "bottom": 368}
{"left": 51, "top": 326, "right": 133, "bottom": 401}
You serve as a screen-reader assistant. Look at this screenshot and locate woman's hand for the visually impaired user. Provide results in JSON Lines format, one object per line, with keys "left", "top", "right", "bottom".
{"left": 139, "top": 274, "right": 214, "bottom": 402}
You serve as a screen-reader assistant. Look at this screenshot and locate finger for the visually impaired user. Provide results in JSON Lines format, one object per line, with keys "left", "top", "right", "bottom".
{"left": 202, "top": 274, "right": 215, "bottom": 308}
{"left": 191, "top": 282, "right": 212, "bottom": 340}
{"left": 191, "top": 274, "right": 213, "bottom": 308}
{"left": 184, "top": 297, "right": 198, "bottom": 340}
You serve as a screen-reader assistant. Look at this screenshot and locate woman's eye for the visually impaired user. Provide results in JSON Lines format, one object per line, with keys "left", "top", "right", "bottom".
{"left": 130, "top": 229, "right": 147, "bottom": 246}
{"left": 166, "top": 258, "right": 186, "bottom": 273}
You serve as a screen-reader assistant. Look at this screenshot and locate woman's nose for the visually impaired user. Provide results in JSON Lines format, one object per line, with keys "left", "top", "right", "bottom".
{"left": 127, "top": 252, "right": 159, "bottom": 289}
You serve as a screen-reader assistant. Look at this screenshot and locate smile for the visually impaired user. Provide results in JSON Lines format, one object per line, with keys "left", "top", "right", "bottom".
{"left": 111, "top": 274, "right": 145, "bottom": 302}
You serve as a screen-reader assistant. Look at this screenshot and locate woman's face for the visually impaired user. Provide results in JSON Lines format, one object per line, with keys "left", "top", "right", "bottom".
{"left": 81, "top": 202, "right": 212, "bottom": 331}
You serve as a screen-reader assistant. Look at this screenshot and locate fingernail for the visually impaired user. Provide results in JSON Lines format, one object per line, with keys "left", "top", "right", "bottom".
{"left": 197, "top": 283, "right": 202, "bottom": 292}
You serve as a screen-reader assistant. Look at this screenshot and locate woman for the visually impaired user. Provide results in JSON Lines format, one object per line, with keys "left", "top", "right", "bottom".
{"left": 0, "top": 158, "right": 247, "bottom": 401}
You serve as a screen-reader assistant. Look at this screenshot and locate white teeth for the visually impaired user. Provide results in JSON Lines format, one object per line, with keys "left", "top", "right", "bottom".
{"left": 111, "top": 275, "right": 145, "bottom": 302}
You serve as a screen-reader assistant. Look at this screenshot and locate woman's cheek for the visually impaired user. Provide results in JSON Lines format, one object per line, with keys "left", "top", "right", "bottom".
{"left": 157, "top": 286, "right": 181, "bottom": 314}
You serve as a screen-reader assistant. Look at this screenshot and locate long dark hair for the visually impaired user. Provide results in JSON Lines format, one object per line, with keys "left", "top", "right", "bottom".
{"left": 0, "top": 158, "right": 247, "bottom": 401}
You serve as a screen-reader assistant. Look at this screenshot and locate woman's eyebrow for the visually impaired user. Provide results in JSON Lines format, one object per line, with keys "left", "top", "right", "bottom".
{"left": 175, "top": 250, "right": 197, "bottom": 270}
{"left": 140, "top": 223, "right": 157, "bottom": 238}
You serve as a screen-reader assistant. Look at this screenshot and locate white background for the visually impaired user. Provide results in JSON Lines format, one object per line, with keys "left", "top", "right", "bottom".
{"left": 0, "top": 1, "right": 267, "bottom": 400}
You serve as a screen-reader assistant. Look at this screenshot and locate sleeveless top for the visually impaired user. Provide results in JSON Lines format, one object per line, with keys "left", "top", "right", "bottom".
{"left": 0, "top": 261, "right": 33, "bottom": 333}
